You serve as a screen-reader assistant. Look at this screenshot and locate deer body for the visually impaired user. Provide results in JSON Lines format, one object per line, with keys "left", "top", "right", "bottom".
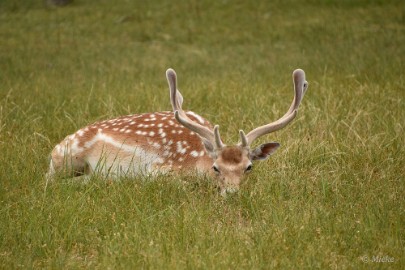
{"left": 48, "top": 68, "right": 308, "bottom": 194}
{"left": 47, "top": 111, "right": 214, "bottom": 178}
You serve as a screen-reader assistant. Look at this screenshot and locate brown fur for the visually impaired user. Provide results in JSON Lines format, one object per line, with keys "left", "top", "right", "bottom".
{"left": 220, "top": 147, "right": 243, "bottom": 164}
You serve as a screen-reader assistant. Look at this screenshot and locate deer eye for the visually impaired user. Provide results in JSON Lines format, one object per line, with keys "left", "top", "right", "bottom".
{"left": 212, "top": 165, "right": 220, "bottom": 174}
{"left": 245, "top": 164, "right": 253, "bottom": 173}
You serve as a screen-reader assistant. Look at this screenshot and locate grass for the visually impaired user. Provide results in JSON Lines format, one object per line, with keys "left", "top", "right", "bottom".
{"left": 0, "top": 0, "right": 404, "bottom": 268}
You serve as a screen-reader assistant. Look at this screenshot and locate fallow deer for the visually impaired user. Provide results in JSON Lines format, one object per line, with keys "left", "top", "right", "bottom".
{"left": 47, "top": 68, "right": 308, "bottom": 194}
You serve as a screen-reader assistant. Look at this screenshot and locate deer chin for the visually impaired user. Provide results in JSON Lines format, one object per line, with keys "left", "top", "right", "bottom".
{"left": 220, "top": 186, "right": 240, "bottom": 197}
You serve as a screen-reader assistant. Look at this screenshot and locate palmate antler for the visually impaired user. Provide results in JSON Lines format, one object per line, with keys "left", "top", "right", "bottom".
{"left": 166, "top": 69, "right": 224, "bottom": 150}
{"left": 239, "top": 69, "right": 308, "bottom": 147}
{"left": 166, "top": 68, "right": 308, "bottom": 150}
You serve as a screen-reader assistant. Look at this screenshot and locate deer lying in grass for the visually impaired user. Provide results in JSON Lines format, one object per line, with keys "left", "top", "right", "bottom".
{"left": 47, "top": 68, "right": 308, "bottom": 194}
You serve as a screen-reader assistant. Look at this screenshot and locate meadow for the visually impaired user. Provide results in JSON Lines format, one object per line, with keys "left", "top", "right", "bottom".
{"left": 0, "top": 0, "right": 404, "bottom": 269}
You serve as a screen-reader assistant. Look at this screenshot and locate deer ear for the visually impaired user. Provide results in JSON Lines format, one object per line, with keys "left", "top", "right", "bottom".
{"left": 250, "top": 142, "right": 280, "bottom": 161}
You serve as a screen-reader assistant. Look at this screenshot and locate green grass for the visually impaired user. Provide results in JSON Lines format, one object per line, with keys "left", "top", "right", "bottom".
{"left": 1, "top": 0, "right": 404, "bottom": 268}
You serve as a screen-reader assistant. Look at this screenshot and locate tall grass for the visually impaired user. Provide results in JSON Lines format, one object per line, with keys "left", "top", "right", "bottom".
{"left": 0, "top": 0, "right": 404, "bottom": 268}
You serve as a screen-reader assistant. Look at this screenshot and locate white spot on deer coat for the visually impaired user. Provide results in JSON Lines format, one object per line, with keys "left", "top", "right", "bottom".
{"left": 152, "top": 142, "right": 161, "bottom": 149}
{"left": 176, "top": 141, "right": 187, "bottom": 155}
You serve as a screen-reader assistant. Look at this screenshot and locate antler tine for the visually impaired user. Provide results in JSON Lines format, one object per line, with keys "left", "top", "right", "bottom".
{"left": 213, "top": 125, "right": 224, "bottom": 149}
{"left": 239, "top": 130, "right": 248, "bottom": 147}
{"left": 166, "top": 68, "right": 223, "bottom": 149}
{"left": 166, "top": 68, "right": 183, "bottom": 112}
{"left": 243, "top": 69, "right": 308, "bottom": 146}
{"left": 283, "top": 69, "right": 308, "bottom": 117}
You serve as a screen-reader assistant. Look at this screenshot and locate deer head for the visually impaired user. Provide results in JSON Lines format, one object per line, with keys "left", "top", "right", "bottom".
{"left": 166, "top": 68, "right": 308, "bottom": 195}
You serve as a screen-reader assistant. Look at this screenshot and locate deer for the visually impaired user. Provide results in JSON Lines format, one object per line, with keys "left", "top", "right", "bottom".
{"left": 47, "top": 68, "right": 308, "bottom": 195}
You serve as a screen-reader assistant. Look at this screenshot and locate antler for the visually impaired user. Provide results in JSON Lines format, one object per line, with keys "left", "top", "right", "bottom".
{"left": 240, "top": 69, "right": 308, "bottom": 147}
{"left": 166, "top": 69, "right": 224, "bottom": 149}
